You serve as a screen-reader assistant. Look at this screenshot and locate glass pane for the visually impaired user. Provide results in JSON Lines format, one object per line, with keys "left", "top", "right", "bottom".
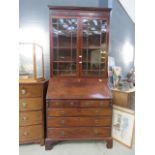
{"left": 52, "top": 18, "right": 77, "bottom": 76}
{"left": 81, "top": 19, "right": 107, "bottom": 77}
{"left": 53, "top": 62, "right": 76, "bottom": 76}
{"left": 35, "top": 45, "right": 43, "bottom": 79}
{"left": 19, "top": 43, "right": 34, "bottom": 79}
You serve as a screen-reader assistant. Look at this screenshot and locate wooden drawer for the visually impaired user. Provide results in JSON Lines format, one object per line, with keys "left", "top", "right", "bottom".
{"left": 48, "top": 101, "right": 79, "bottom": 108}
{"left": 19, "top": 85, "right": 42, "bottom": 98}
{"left": 20, "top": 125, "right": 43, "bottom": 142}
{"left": 48, "top": 100, "right": 111, "bottom": 108}
{"left": 19, "top": 98, "right": 42, "bottom": 111}
{"left": 47, "top": 108, "right": 112, "bottom": 117}
{"left": 47, "top": 117, "right": 112, "bottom": 127}
{"left": 80, "top": 100, "right": 111, "bottom": 107}
{"left": 47, "top": 127, "right": 111, "bottom": 139}
{"left": 19, "top": 111, "right": 42, "bottom": 126}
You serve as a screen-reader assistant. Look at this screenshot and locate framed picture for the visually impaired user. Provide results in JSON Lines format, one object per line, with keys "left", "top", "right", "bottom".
{"left": 112, "top": 105, "right": 135, "bottom": 148}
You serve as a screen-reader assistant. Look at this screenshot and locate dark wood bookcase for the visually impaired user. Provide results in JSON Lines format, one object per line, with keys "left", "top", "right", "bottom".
{"left": 46, "top": 6, "right": 112, "bottom": 150}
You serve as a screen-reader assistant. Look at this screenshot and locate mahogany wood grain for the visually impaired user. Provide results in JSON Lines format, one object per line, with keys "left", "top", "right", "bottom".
{"left": 80, "top": 100, "right": 110, "bottom": 107}
{"left": 47, "top": 78, "right": 112, "bottom": 100}
{"left": 48, "top": 100, "right": 110, "bottom": 108}
{"left": 48, "top": 108, "right": 112, "bottom": 117}
{"left": 19, "top": 98, "right": 42, "bottom": 111}
{"left": 19, "top": 125, "right": 43, "bottom": 142}
{"left": 19, "top": 111, "right": 42, "bottom": 126}
{"left": 47, "top": 117, "right": 112, "bottom": 127}
{"left": 47, "top": 127, "right": 111, "bottom": 139}
{"left": 19, "top": 84, "right": 42, "bottom": 98}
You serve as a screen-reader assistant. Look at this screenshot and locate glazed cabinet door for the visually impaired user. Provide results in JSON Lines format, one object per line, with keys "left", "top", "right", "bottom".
{"left": 80, "top": 18, "right": 108, "bottom": 77}
{"left": 50, "top": 14, "right": 109, "bottom": 78}
{"left": 51, "top": 18, "right": 78, "bottom": 77}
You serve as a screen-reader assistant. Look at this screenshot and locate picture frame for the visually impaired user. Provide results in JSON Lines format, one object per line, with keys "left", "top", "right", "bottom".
{"left": 112, "top": 105, "right": 135, "bottom": 148}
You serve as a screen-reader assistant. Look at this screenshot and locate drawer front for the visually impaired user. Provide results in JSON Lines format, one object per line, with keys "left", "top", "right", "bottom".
{"left": 48, "top": 100, "right": 111, "bottom": 108}
{"left": 19, "top": 125, "right": 43, "bottom": 142}
{"left": 19, "top": 111, "right": 42, "bottom": 126}
{"left": 47, "top": 127, "right": 111, "bottom": 139}
{"left": 48, "top": 101, "right": 79, "bottom": 108}
{"left": 80, "top": 100, "right": 110, "bottom": 107}
{"left": 48, "top": 108, "right": 112, "bottom": 117}
{"left": 19, "top": 85, "right": 42, "bottom": 98}
{"left": 47, "top": 117, "right": 112, "bottom": 127}
{"left": 19, "top": 98, "right": 42, "bottom": 111}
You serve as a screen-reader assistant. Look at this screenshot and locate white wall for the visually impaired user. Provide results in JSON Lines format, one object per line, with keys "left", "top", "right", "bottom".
{"left": 118, "top": 0, "right": 135, "bottom": 22}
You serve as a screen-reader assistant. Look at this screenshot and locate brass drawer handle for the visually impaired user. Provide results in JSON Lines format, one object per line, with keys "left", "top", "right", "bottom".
{"left": 60, "top": 111, "right": 65, "bottom": 115}
{"left": 60, "top": 131, "right": 65, "bottom": 136}
{"left": 21, "top": 89, "right": 26, "bottom": 95}
{"left": 95, "top": 110, "right": 100, "bottom": 113}
{"left": 22, "top": 102, "right": 27, "bottom": 108}
{"left": 85, "top": 102, "right": 91, "bottom": 106}
{"left": 22, "top": 116, "right": 28, "bottom": 121}
{"left": 60, "top": 120, "right": 65, "bottom": 124}
{"left": 94, "top": 120, "right": 100, "bottom": 123}
{"left": 94, "top": 130, "right": 100, "bottom": 136}
{"left": 100, "top": 102, "right": 104, "bottom": 106}
{"left": 56, "top": 102, "right": 61, "bottom": 106}
{"left": 23, "top": 131, "right": 29, "bottom": 136}
{"left": 70, "top": 102, "right": 74, "bottom": 106}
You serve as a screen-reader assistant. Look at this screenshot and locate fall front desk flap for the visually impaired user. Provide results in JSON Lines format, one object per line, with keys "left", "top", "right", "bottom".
{"left": 46, "top": 78, "right": 112, "bottom": 100}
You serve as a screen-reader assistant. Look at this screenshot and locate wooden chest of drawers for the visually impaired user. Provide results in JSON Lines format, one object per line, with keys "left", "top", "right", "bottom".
{"left": 19, "top": 81, "right": 48, "bottom": 145}
{"left": 45, "top": 78, "right": 113, "bottom": 150}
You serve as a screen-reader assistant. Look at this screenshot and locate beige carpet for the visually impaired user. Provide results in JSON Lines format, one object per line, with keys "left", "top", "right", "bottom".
{"left": 19, "top": 140, "right": 134, "bottom": 155}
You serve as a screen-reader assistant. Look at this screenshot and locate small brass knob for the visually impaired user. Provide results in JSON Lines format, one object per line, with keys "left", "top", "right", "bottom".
{"left": 94, "top": 130, "right": 100, "bottom": 136}
{"left": 70, "top": 102, "right": 74, "bottom": 106}
{"left": 21, "top": 89, "right": 26, "bottom": 95}
{"left": 56, "top": 102, "right": 60, "bottom": 106}
{"left": 95, "top": 109, "right": 100, "bottom": 113}
{"left": 94, "top": 120, "right": 99, "bottom": 123}
{"left": 60, "top": 120, "right": 65, "bottom": 124}
{"left": 22, "top": 102, "right": 27, "bottom": 108}
{"left": 100, "top": 102, "right": 104, "bottom": 106}
{"left": 60, "top": 111, "right": 65, "bottom": 115}
{"left": 22, "top": 116, "right": 28, "bottom": 121}
{"left": 86, "top": 102, "right": 91, "bottom": 106}
{"left": 23, "top": 131, "right": 28, "bottom": 136}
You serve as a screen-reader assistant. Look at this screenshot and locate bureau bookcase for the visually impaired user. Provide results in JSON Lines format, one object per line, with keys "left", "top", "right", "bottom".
{"left": 46, "top": 6, "right": 112, "bottom": 150}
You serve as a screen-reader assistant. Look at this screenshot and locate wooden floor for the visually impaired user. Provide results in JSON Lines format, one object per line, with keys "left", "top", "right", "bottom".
{"left": 19, "top": 140, "right": 134, "bottom": 155}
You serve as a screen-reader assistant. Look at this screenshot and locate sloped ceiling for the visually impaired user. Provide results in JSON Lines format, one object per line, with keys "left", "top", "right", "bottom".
{"left": 118, "top": 0, "right": 135, "bottom": 22}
